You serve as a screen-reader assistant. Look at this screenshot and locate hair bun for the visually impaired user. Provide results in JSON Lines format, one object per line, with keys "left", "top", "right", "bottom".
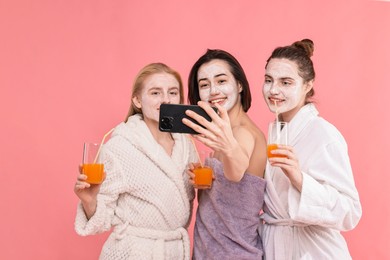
{"left": 292, "top": 39, "right": 314, "bottom": 57}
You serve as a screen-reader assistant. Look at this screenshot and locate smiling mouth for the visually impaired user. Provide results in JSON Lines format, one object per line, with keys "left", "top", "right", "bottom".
{"left": 269, "top": 97, "right": 284, "bottom": 104}
{"left": 209, "top": 98, "right": 226, "bottom": 105}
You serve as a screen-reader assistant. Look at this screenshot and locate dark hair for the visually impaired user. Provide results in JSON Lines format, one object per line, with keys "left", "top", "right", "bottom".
{"left": 266, "top": 39, "right": 316, "bottom": 101}
{"left": 188, "top": 49, "right": 252, "bottom": 112}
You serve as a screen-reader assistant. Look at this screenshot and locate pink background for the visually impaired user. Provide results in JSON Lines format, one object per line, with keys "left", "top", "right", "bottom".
{"left": 1, "top": 0, "right": 389, "bottom": 259}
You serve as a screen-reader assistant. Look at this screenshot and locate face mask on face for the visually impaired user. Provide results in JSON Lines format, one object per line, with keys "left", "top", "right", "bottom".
{"left": 136, "top": 73, "right": 181, "bottom": 123}
{"left": 263, "top": 58, "right": 309, "bottom": 117}
{"left": 197, "top": 59, "right": 241, "bottom": 112}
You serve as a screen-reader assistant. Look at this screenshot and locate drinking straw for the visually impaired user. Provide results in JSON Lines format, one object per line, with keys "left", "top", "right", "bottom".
{"left": 187, "top": 135, "right": 203, "bottom": 168}
{"left": 274, "top": 100, "right": 280, "bottom": 143}
{"left": 93, "top": 128, "right": 115, "bottom": 163}
{"left": 274, "top": 100, "right": 279, "bottom": 123}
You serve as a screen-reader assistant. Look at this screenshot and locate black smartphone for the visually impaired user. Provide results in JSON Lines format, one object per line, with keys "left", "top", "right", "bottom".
{"left": 159, "top": 104, "right": 217, "bottom": 134}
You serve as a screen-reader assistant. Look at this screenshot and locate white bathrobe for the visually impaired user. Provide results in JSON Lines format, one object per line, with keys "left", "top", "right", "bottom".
{"left": 261, "top": 104, "right": 362, "bottom": 260}
{"left": 75, "top": 114, "right": 197, "bottom": 260}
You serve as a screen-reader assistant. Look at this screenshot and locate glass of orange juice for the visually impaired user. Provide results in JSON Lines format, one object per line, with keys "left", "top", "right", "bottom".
{"left": 267, "top": 121, "right": 288, "bottom": 158}
{"left": 193, "top": 151, "right": 213, "bottom": 189}
{"left": 82, "top": 142, "right": 105, "bottom": 184}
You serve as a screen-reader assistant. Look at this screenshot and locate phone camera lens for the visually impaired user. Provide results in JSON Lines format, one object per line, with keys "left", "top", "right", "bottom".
{"left": 161, "top": 117, "right": 173, "bottom": 130}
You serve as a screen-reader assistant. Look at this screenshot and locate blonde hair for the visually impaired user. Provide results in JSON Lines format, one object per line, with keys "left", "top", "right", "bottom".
{"left": 124, "top": 63, "right": 184, "bottom": 122}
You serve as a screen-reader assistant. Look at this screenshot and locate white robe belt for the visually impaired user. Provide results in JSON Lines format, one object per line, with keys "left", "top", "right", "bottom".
{"left": 262, "top": 214, "right": 308, "bottom": 227}
{"left": 114, "top": 222, "right": 190, "bottom": 260}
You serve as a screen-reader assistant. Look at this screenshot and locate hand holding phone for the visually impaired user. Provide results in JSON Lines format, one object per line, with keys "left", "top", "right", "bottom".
{"left": 159, "top": 104, "right": 217, "bottom": 134}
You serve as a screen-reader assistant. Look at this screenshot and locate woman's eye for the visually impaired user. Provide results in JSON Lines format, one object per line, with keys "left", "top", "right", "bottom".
{"left": 169, "top": 91, "right": 178, "bottom": 95}
{"left": 264, "top": 79, "right": 272, "bottom": 84}
{"left": 151, "top": 91, "right": 160, "bottom": 95}
{"left": 200, "top": 83, "right": 209, "bottom": 88}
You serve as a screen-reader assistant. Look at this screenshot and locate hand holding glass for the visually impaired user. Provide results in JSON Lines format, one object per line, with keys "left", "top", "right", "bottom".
{"left": 193, "top": 151, "right": 213, "bottom": 189}
{"left": 267, "top": 121, "right": 288, "bottom": 158}
{"left": 82, "top": 142, "right": 105, "bottom": 184}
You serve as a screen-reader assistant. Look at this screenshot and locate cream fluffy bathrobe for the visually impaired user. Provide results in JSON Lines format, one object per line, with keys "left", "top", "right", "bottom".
{"left": 75, "top": 115, "right": 197, "bottom": 260}
{"left": 261, "top": 104, "right": 362, "bottom": 260}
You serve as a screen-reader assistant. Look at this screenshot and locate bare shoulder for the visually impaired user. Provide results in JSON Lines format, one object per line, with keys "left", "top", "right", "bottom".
{"left": 236, "top": 116, "right": 266, "bottom": 143}
{"left": 234, "top": 116, "right": 267, "bottom": 178}
{"left": 232, "top": 124, "right": 254, "bottom": 141}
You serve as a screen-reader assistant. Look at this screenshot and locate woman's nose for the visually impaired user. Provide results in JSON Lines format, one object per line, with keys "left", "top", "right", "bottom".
{"left": 161, "top": 94, "right": 171, "bottom": 104}
{"left": 269, "top": 84, "right": 280, "bottom": 94}
{"left": 210, "top": 84, "right": 220, "bottom": 95}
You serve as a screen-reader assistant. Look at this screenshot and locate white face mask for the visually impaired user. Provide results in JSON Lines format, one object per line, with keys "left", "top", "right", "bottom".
{"left": 262, "top": 58, "right": 311, "bottom": 121}
{"left": 133, "top": 73, "right": 181, "bottom": 123}
{"left": 197, "top": 59, "right": 241, "bottom": 112}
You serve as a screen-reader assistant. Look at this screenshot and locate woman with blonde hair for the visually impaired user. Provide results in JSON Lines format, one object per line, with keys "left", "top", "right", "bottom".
{"left": 74, "top": 63, "right": 197, "bottom": 259}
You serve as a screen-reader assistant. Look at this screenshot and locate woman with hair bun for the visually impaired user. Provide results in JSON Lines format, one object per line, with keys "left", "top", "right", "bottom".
{"left": 260, "top": 39, "right": 362, "bottom": 259}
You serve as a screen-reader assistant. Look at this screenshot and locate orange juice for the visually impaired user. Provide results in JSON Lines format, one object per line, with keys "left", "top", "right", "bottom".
{"left": 82, "top": 163, "right": 105, "bottom": 184}
{"left": 267, "top": 144, "right": 287, "bottom": 158}
{"left": 193, "top": 166, "right": 213, "bottom": 189}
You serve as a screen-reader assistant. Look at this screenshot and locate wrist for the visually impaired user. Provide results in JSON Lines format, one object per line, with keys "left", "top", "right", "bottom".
{"left": 224, "top": 140, "right": 241, "bottom": 158}
{"left": 291, "top": 172, "right": 303, "bottom": 192}
{"left": 81, "top": 200, "right": 97, "bottom": 219}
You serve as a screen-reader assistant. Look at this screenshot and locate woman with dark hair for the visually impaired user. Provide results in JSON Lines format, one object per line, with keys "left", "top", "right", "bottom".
{"left": 184, "top": 49, "right": 267, "bottom": 259}
{"left": 260, "top": 39, "right": 362, "bottom": 259}
{"left": 188, "top": 49, "right": 252, "bottom": 112}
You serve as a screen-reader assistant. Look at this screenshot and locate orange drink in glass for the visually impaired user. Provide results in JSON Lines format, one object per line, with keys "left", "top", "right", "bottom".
{"left": 193, "top": 150, "right": 213, "bottom": 189}
{"left": 194, "top": 166, "right": 213, "bottom": 189}
{"left": 82, "top": 142, "right": 105, "bottom": 184}
{"left": 267, "top": 121, "right": 288, "bottom": 158}
{"left": 82, "top": 163, "right": 105, "bottom": 184}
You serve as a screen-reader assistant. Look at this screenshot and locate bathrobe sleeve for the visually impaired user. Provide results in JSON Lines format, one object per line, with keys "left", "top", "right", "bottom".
{"left": 288, "top": 137, "right": 362, "bottom": 231}
{"left": 75, "top": 147, "right": 126, "bottom": 236}
{"left": 183, "top": 138, "right": 197, "bottom": 228}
